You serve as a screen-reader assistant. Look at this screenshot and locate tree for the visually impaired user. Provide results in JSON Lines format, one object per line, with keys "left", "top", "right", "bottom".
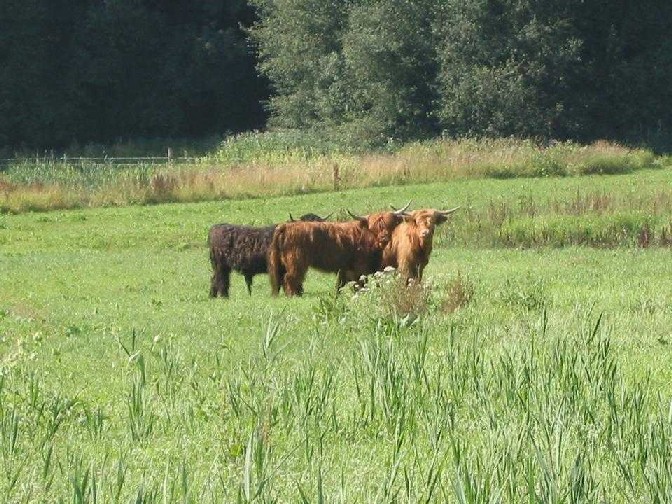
{"left": 0, "top": 0, "right": 89, "bottom": 147}
{"left": 435, "top": 0, "right": 583, "bottom": 140}
{"left": 339, "top": 0, "right": 440, "bottom": 144}
{"left": 0, "top": 0, "right": 267, "bottom": 149}
{"left": 250, "top": 0, "right": 442, "bottom": 147}
{"left": 571, "top": 0, "right": 672, "bottom": 145}
{"left": 250, "top": 0, "right": 351, "bottom": 130}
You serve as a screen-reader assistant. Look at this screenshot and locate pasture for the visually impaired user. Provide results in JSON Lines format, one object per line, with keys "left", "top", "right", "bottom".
{"left": 1, "top": 169, "right": 672, "bottom": 502}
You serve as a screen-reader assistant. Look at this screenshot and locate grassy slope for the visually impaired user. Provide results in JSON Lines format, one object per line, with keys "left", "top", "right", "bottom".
{"left": 1, "top": 170, "right": 672, "bottom": 501}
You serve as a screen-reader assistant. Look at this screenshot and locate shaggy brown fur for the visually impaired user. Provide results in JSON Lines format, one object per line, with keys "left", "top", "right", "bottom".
{"left": 334, "top": 211, "right": 409, "bottom": 285}
{"left": 208, "top": 213, "right": 325, "bottom": 298}
{"left": 382, "top": 208, "right": 459, "bottom": 282}
{"left": 268, "top": 212, "right": 404, "bottom": 296}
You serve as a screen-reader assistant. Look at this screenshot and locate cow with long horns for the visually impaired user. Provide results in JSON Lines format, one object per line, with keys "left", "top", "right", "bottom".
{"left": 382, "top": 207, "right": 460, "bottom": 283}
{"left": 268, "top": 206, "right": 409, "bottom": 296}
{"left": 208, "top": 213, "right": 328, "bottom": 298}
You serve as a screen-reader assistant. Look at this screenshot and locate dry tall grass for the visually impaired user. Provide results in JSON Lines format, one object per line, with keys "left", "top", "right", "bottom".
{"left": 0, "top": 137, "right": 660, "bottom": 213}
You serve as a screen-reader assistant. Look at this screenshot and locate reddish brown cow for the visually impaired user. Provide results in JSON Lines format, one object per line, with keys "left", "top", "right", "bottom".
{"left": 382, "top": 207, "right": 460, "bottom": 282}
{"left": 269, "top": 211, "right": 406, "bottom": 296}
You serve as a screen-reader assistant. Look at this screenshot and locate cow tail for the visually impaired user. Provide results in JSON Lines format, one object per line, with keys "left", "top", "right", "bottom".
{"left": 268, "top": 225, "right": 285, "bottom": 296}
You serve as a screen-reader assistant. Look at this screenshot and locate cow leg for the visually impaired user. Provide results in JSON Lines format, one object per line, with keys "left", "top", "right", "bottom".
{"left": 353, "top": 272, "right": 368, "bottom": 291}
{"left": 336, "top": 269, "right": 359, "bottom": 294}
{"left": 337, "top": 269, "right": 367, "bottom": 293}
{"left": 411, "top": 260, "right": 429, "bottom": 284}
{"left": 284, "top": 275, "right": 303, "bottom": 296}
{"left": 211, "top": 262, "right": 229, "bottom": 298}
{"left": 215, "top": 265, "right": 231, "bottom": 297}
{"left": 336, "top": 270, "right": 348, "bottom": 292}
{"left": 209, "top": 251, "right": 219, "bottom": 297}
{"left": 397, "top": 259, "right": 413, "bottom": 286}
{"left": 280, "top": 255, "right": 307, "bottom": 296}
{"left": 283, "top": 267, "right": 305, "bottom": 296}
{"left": 210, "top": 274, "right": 218, "bottom": 298}
{"left": 244, "top": 272, "right": 253, "bottom": 296}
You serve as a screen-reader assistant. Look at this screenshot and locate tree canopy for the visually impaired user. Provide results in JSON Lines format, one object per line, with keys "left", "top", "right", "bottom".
{"left": 2, "top": 0, "right": 671, "bottom": 150}
{"left": 0, "top": 0, "right": 266, "bottom": 149}
{"left": 251, "top": 0, "right": 672, "bottom": 149}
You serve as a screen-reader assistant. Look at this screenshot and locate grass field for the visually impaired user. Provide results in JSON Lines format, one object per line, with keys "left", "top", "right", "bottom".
{"left": 1, "top": 169, "right": 672, "bottom": 502}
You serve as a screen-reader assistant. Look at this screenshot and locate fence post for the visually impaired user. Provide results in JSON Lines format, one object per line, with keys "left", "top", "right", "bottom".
{"left": 167, "top": 147, "right": 173, "bottom": 164}
{"left": 333, "top": 163, "right": 340, "bottom": 191}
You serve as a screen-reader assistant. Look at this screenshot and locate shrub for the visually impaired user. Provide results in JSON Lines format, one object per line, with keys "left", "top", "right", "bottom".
{"left": 440, "top": 272, "right": 475, "bottom": 314}
{"left": 355, "top": 269, "right": 431, "bottom": 321}
{"left": 568, "top": 141, "right": 656, "bottom": 176}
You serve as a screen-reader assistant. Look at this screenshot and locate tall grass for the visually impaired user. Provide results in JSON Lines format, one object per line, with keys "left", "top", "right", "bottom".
{"left": 0, "top": 134, "right": 662, "bottom": 213}
{"left": 442, "top": 188, "right": 672, "bottom": 249}
{"left": 1, "top": 299, "right": 671, "bottom": 501}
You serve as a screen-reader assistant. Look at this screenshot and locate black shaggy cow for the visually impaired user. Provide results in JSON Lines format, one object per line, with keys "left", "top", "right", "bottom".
{"left": 209, "top": 213, "right": 326, "bottom": 298}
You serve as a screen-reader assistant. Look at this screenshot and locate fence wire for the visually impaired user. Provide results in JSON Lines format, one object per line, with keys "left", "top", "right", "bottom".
{"left": 0, "top": 155, "right": 199, "bottom": 170}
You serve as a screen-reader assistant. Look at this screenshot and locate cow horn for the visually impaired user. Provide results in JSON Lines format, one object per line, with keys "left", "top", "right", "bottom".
{"left": 439, "top": 206, "right": 461, "bottom": 215}
{"left": 390, "top": 200, "right": 412, "bottom": 215}
{"left": 347, "top": 209, "right": 364, "bottom": 220}
{"left": 321, "top": 212, "right": 333, "bottom": 220}
{"left": 289, "top": 213, "right": 296, "bottom": 222}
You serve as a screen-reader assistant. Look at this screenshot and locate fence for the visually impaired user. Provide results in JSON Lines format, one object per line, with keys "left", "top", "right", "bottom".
{"left": 0, "top": 149, "right": 199, "bottom": 169}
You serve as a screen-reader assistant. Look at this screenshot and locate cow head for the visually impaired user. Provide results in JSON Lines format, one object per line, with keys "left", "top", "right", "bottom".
{"left": 346, "top": 209, "right": 374, "bottom": 230}
{"left": 349, "top": 203, "right": 410, "bottom": 248}
{"left": 406, "top": 207, "right": 460, "bottom": 245}
{"left": 288, "top": 212, "right": 332, "bottom": 222}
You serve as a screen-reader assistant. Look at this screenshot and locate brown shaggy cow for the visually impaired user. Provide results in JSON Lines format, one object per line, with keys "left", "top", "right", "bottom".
{"left": 268, "top": 211, "right": 406, "bottom": 296}
{"left": 382, "top": 207, "right": 460, "bottom": 282}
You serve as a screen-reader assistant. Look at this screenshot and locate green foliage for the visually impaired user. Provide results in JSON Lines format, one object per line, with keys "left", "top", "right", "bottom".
{"left": 0, "top": 0, "right": 87, "bottom": 147}
{"left": 338, "top": 0, "right": 440, "bottom": 143}
{"left": 496, "top": 274, "right": 547, "bottom": 311}
{"left": 252, "top": 0, "right": 672, "bottom": 148}
{"left": 203, "top": 130, "right": 348, "bottom": 165}
{"left": 351, "top": 269, "right": 432, "bottom": 323}
{"left": 570, "top": 146, "right": 656, "bottom": 175}
{"left": 435, "top": 0, "right": 584, "bottom": 139}
{"left": 440, "top": 272, "right": 475, "bottom": 314}
{"left": 249, "top": 0, "right": 350, "bottom": 129}
{"left": 250, "top": 0, "right": 442, "bottom": 147}
{"left": 3, "top": 0, "right": 672, "bottom": 150}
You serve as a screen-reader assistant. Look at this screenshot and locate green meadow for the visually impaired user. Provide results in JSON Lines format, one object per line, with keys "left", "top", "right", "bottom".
{"left": 1, "top": 168, "right": 672, "bottom": 502}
